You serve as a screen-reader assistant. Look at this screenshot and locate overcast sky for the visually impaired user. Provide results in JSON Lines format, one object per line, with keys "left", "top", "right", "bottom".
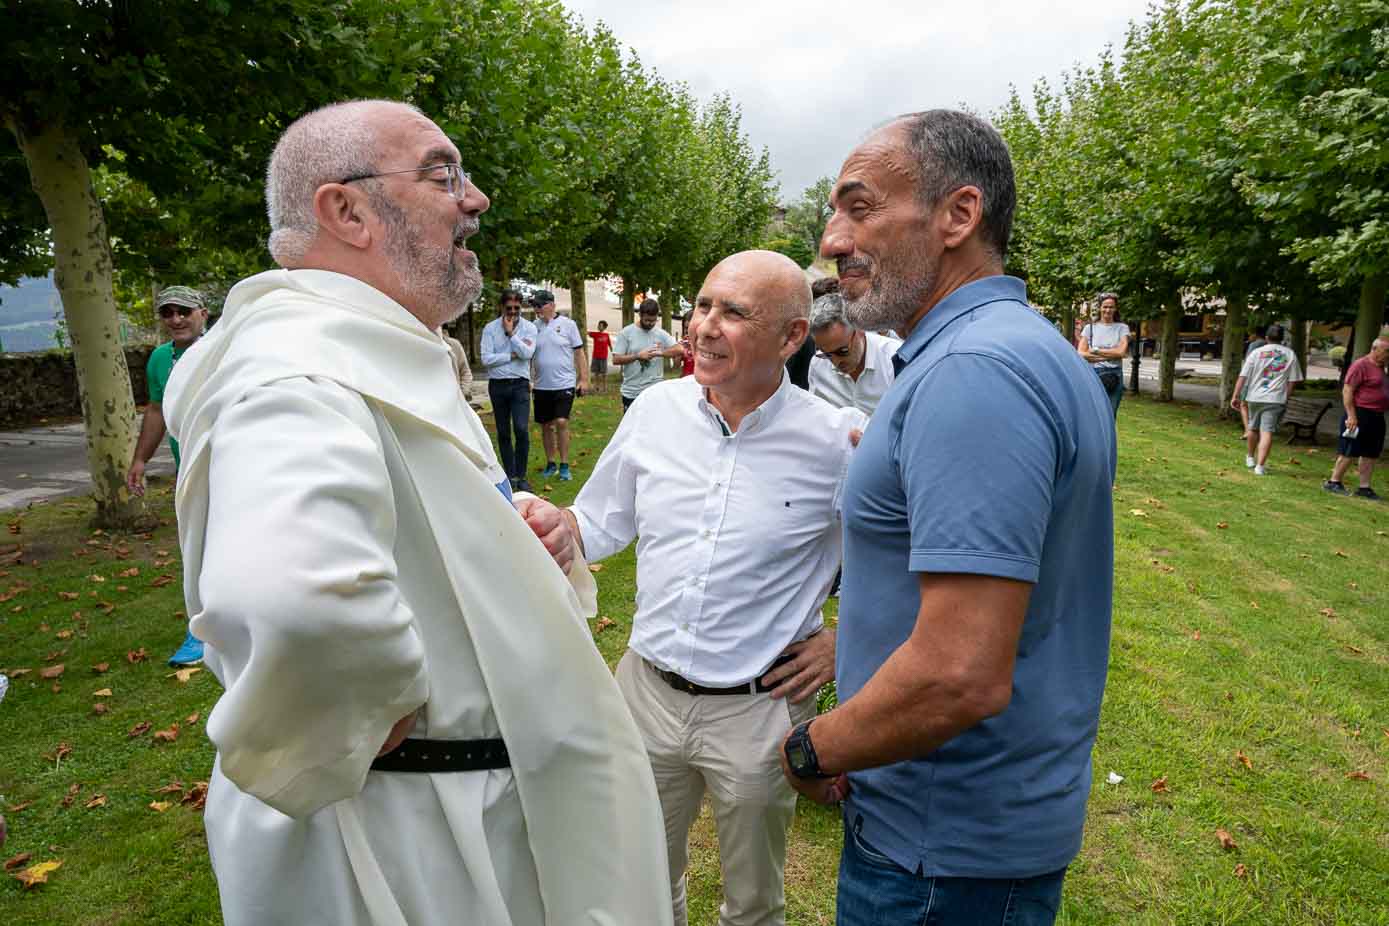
{"left": 563, "top": 0, "right": 1154, "bottom": 200}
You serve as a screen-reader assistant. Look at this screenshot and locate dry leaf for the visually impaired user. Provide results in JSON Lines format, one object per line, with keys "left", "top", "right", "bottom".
{"left": 84, "top": 794, "right": 107, "bottom": 809}
{"left": 128, "top": 721, "right": 152, "bottom": 738}
{"left": 6, "top": 800, "right": 34, "bottom": 813}
{"left": 593, "top": 616, "right": 615, "bottom": 633}
{"left": 1216, "top": 521, "right": 1229, "bottom": 529}
{"left": 115, "top": 585, "right": 128, "bottom": 592}
{"left": 39, "top": 664, "right": 64, "bottom": 679}
{"left": 186, "top": 712, "right": 200, "bottom": 725}
{"left": 1345, "top": 645, "right": 1365, "bottom": 655}
{"left": 117, "top": 567, "right": 139, "bottom": 578}
{"left": 57, "top": 591, "right": 79, "bottom": 601}
{"left": 1320, "top": 607, "right": 1337, "bottom": 618}
{"left": 155, "top": 549, "right": 170, "bottom": 557}
{"left": 152, "top": 722, "right": 180, "bottom": 743}
{"left": 37, "top": 622, "right": 50, "bottom": 632}
{"left": 1236, "top": 751, "right": 1253, "bottom": 771}
{"left": 154, "top": 781, "right": 184, "bottom": 795}
{"left": 43, "top": 742, "right": 72, "bottom": 763}
{"left": 8, "top": 668, "right": 31, "bottom": 678}
{"left": 12, "top": 858, "right": 61, "bottom": 889}
{"left": 51, "top": 683, "right": 61, "bottom": 694}
{"left": 1215, "top": 828, "right": 1238, "bottom": 851}
{"left": 60, "top": 783, "right": 80, "bottom": 807}
{"left": 91, "top": 662, "right": 110, "bottom": 674}
{"left": 55, "top": 629, "right": 72, "bottom": 640}
{"left": 1191, "top": 630, "right": 1201, "bottom": 641}
{"left": 1150, "top": 776, "right": 1169, "bottom": 793}
{"left": 150, "top": 575, "right": 174, "bottom": 588}
{"left": 88, "top": 574, "right": 106, "bottom": 584}
{"left": 148, "top": 801, "right": 172, "bottom": 813}
{"left": 1234, "top": 863, "right": 1248, "bottom": 878}
{"left": 1349, "top": 581, "right": 1359, "bottom": 590}
{"left": 587, "top": 563, "right": 604, "bottom": 573}
{"left": 4, "top": 851, "right": 33, "bottom": 871}
{"left": 126, "top": 648, "right": 148, "bottom": 663}
{"left": 43, "top": 650, "right": 64, "bottom": 663}
{"left": 1130, "top": 509, "right": 1148, "bottom": 517}
{"left": 93, "top": 688, "right": 112, "bottom": 697}
{"left": 1248, "top": 601, "right": 1260, "bottom": 610}
{"left": 1346, "top": 771, "right": 1371, "bottom": 781}
{"left": 168, "top": 667, "right": 202, "bottom": 684}
{"left": 96, "top": 601, "right": 115, "bottom": 614}
{"left": 181, "top": 781, "right": 209, "bottom": 809}
{"left": 1334, "top": 550, "right": 1348, "bottom": 558}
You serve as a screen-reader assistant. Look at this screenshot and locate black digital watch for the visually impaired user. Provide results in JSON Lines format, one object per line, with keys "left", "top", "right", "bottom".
{"left": 784, "top": 719, "right": 831, "bottom": 779}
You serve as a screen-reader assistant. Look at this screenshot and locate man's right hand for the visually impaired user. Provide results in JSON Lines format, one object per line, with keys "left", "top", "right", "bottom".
{"left": 126, "top": 460, "right": 146, "bottom": 497}
{"left": 503, "top": 316, "right": 516, "bottom": 336}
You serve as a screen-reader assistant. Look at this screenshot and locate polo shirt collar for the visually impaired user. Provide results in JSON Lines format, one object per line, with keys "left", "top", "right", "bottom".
{"left": 893, "top": 275, "right": 1028, "bottom": 373}
{"left": 698, "top": 368, "right": 792, "bottom": 435}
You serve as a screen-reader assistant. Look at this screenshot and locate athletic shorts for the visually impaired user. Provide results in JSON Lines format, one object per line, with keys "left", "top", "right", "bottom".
{"left": 1339, "top": 407, "right": 1386, "bottom": 459}
{"left": 1246, "top": 402, "right": 1285, "bottom": 433}
{"left": 533, "top": 388, "right": 575, "bottom": 424}
{"left": 590, "top": 355, "right": 608, "bottom": 375}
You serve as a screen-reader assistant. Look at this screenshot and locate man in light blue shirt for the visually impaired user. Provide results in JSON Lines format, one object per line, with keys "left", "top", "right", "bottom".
{"left": 778, "top": 110, "right": 1115, "bottom": 926}
{"left": 530, "top": 290, "right": 588, "bottom": 481}
{"left": 480, "top": 288, "right": 538, "bottom": 491}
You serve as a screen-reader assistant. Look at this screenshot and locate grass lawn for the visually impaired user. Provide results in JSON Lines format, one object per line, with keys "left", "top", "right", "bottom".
{"left": 2, "top": 384, "right": 1386, "bottom": 924}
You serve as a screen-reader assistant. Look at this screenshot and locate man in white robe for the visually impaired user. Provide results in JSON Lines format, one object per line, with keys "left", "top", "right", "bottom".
{"left": 164, "top": 99, "right": 670, "bottom": 926}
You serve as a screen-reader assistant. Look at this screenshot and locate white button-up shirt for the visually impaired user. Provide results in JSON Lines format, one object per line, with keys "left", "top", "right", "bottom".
{"left": 809, "top": 330, "right": 899, "bottom": 416}
{"left": 572, "top": 374, "right": 866, "bottom": 686}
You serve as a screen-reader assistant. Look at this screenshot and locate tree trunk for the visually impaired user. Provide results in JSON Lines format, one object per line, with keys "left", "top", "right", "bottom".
{"left": 568, "top": 274, "right": 588, "bottom": 334}
{"left": 1157, "top": 295, "right": 1182, "bottom": 402}
{"left": 1352, "top": 274, "right": 1386, "bottom": 360}
{"left": 1218, "top": 292, "right": 1247, "bottom": 418}
{"left": 660, "top": 287, "right": 673, "bottom": 333}
{"left": 1290, "top": 317, "right": 1309, "bottom": 376}
{"left": 1062, "top": 301, "right": 1077, "bottom": 346}
{"left": 10, "top": 117, "right": 140, "bottom": 528}
{"left": 621, "top": 274, "right": 636, "bottom": 327}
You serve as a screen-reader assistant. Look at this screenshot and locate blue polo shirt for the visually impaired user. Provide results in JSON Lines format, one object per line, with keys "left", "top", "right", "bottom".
{"left": 836, "top": 275, "right": 1116, "bottom": 879}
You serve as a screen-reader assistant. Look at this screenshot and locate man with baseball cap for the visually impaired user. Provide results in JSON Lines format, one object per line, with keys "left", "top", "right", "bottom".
{"left": 126, "top": 284, "right": 209, "bottom": 666}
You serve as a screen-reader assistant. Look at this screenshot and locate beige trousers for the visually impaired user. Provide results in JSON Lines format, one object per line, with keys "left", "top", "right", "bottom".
{"left": 616, "top": 651, "right": 817, "bottom": 926}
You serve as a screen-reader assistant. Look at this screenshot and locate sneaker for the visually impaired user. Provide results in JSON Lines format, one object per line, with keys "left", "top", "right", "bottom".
{"left": 1253, "top": 465, "right": 1266, "bottom": 476}
{"left": 1354, "top": 487, "right": 1383, "bottom": 501}
{"left": 1245, "top": 455, "right": 1256, "bottom": 468}
{"left": 541, "top": 462, "right": 558, "bottom": 477}
{"left": 1323, "top": 480, "right": 1349, "bottom": 496}
{"left": 168, "top": 630, "right": 204, "bottom": 667}
{"left": 514, "top": 478, "right": 534, "bottom": 494}
{"left": 558, "top": 463, "right": 572, "bottom": 481}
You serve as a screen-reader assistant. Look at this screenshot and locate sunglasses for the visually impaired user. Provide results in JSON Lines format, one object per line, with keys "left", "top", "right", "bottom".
{"left": 158, "top": 305, "right": 198, "bottom": 319}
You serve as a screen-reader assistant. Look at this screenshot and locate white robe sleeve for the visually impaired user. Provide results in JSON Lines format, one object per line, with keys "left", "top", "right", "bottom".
{"left": 194, "top": 376, "right": 428, "bottom": 819}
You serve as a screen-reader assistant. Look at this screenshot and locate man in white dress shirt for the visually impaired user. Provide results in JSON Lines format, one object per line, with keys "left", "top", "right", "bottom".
{"left": 564, "top": 250, "right": 866, "bottom": 926}
{"left": 808, "top": 289, "right": 898, "bottom": 417}
{"left": 163, "top": 99, "right": 669, "bottom": 926}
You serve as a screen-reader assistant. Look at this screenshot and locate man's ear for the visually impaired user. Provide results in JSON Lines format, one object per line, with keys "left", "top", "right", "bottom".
{"left": 781, "top": 317, "right": 809, "bottom": 360}
{"left": 938, "top": 185, "right": 984, "bottom": 250}
{"left": 313, "top": 184, "right": 374, "bottom": 250}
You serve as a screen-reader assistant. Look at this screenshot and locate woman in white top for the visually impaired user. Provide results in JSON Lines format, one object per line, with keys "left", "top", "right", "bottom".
{"left": 1077, "top": 292, "right": 1131, "bottom": 416}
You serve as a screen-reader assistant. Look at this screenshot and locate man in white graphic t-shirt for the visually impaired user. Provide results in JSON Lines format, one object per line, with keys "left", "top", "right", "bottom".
{"left": 1231, "top": 323, "right": 1303, "bottom": 475}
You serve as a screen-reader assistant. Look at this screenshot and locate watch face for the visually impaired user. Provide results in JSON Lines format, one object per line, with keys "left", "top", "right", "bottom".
{"left": 788, "top": 742, "right": 810, "bottom": 769}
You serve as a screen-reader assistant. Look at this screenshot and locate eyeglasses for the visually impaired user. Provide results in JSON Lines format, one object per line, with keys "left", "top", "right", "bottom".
{"left": 158, "top": 305, "right": 198, "bottom": 319}
{"left": 817, "top": 344, "right": 853, "bottom": 359}
{"left": 338, "top": 163, "right": 471, "bottom": 200}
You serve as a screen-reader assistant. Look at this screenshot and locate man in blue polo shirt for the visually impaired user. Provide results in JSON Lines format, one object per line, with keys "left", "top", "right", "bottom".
{"left": 778, "top": 110, "right": 1115, "bottom": 924}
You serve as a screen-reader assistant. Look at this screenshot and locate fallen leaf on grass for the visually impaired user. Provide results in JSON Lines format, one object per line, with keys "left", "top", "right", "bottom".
{"left": 593, "top": 617, "right": 615, "bottom": 634}
{"left": 1215, "top": 828, "right": 1238, "bottom": 851}
{"left": 150, "top": 575, "right": 174, "bottom": 588}
{"left": 51, "top": 683, "right": 61, "bottom": 693}
{"left": 1216, "top": 521, "right": 1229, "bottom": 529}
{"left": 43, "top": 742, "right": 72, "bottom": 763}
{"left": 91, "top": 662, "right": 109, "bottom": 673}
{"left": 1286, "top": 457, "right": 1301, "bottom": 465}
{"left": 93, "top": 688, "right": 112, "bottom": 697}
{"left": 117, "top": 567, "right": 139, "bottom": 578}
{"left": 7, "top": 800, "right": 34, "bottom": 813}
{"left": 181, "top": 781, "right": 208, "bottom": 809}
{"left": 1334, "top": 550, "right": 1348, "bottom": 558}
{"left": 1234, "top": 863, "right": 1248, "bottom": 878}
{"left": 1150, "top": 776, "right": 1169, "bottom": 793}
{"left": 12, "top": 858, "right": 61, "bottom": 889}
{"left": 1248, "top": 601, "right": 1260, "bottom": 610}
{"left": 4, "top": 852, "right": 32, "bottom": 871}
{"left": 126, "top": 648, "right": 148, "bottom": 663}
{"left": 115, "top": 585, "right": 128, "bottom": 592}
{"left": 1346, "top": 771, "right": 1371, "bottom": 781}
{"left": 8, "top": 668, "right": 31, "bottom": 678}
{"left": 168, "top": 667, "right": 202, "bottom": 684}
{"left": 55, "top": 629, "right": 72, "bottom": 640}
{"left": 128, "top": 721, "right": 152, "bottom": 738}
{"left": 92, "top": 702, "right": 109, "bottom": 715}
{"left": 84, "top": 794, "right": 106, "bottom": 809}
{"left": 1106, "top": 771, "right": 1124, "bottom": 785}
{"left": 1344, "top": 644, "right": 1365, "bottom": 655}
{"left": 87, "top": 574, "right": 106, "bottom": 584}
{"left": 155, "top": 549, "right": 170, "bottom": 557}
{"left": 57, "top": 591, "right": 79, "bottom": 601}
{"left": 1130, "top": 509, "right": 1148, "bottom": 518}
{"left": 1319, "top": 608, "right": 1336, "bottom": 618}
{"left": 1236, "top": 751, "right": 1253, "bottom": 770}
{"left": 152, "top": 723, "right": 180, "bottom": 743}
{"left": 186, "top": 712, "right": 200, "bottom": 725}
{"left": 43, "top": 650, "right": 64, "bottom": 663}
{"left": 1191, "top": 630, "right": 1201, "bottom": 640}
{"left": 148, "top": 801, "right": 172, "bottom": 813}
{"left": 39, "top": 664, "right": 64, "bottom": 679}
{"left": 60, "top": 783, "right": 80, "bottom": 806}
{"left": 1348, "top": 581, "right": 1359, "bottom": 590}
{"left": 96, "top": 601, "right": 115, "bottom": 614}
{"left": 154, "top": 781, "right": 184, "bottom": 795}
{"left": 587, "top": 563, "right": 604, "bottom": 573}
{"left": 38, "top": 622, "right": 50, "bottom": 632}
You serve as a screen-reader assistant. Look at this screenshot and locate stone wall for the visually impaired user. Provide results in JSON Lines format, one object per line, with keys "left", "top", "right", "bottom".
{"left": 0, "top": 346, "right": 155, "bottom": 428}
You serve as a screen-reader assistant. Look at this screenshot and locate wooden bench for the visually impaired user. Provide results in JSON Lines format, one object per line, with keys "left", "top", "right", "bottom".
{"left": 1283, "top": 397, "right": 1333, "bottom": 444}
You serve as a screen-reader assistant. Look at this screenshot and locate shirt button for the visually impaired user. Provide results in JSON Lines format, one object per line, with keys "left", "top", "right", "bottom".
{"left": 681, "top": 623, "right": 690, "bottom": 631}
{"left": 701, "top": 529, "right": 712, "bottom": 539}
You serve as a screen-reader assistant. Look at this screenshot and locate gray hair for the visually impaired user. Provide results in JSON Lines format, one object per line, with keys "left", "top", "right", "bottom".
{"left": 265, "top": 100, "right": 419, "bottom": 266}
{"left": 894, "top": 109, "right": 1016, "bottom": 261}
{"left": 809, "top": 293, "right": 848, "bottom": 333}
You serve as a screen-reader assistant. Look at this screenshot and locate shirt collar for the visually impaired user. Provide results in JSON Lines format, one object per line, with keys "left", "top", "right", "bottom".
{"left": 893, "top": 275, "right": 1028, "bottom": 373}
{"left": 697, "top": 368, "right": 793, "bottom": 435}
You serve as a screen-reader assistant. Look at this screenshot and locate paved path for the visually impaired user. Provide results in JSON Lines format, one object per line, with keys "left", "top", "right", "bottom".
{"left": 0, "top": 420, "right": 174, "bottom": 513}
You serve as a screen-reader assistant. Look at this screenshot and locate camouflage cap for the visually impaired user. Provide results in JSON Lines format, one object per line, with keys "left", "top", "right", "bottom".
{"left": 155, "top": 285, "right": 206, "bottom": 310}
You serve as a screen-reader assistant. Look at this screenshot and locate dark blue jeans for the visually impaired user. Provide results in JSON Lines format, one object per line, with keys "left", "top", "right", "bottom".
{"left": 837, "top": 821, "right": 1066, "bottom": 926}
{"left": 488, "top": 377, "right": 530, "bottom": 480}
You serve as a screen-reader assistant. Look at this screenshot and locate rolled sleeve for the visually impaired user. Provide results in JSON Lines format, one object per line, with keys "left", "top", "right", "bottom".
{"left": 899, "top": 353, "right": 1058, "bottom": 583}
{"left": 570, "top": 404, "right": 642, "bottom": 562}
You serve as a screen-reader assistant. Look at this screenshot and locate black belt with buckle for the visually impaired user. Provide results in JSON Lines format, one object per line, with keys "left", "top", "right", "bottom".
{"left": 648, "top": 655, "right": 790, "bottom": 697}
{"left": 370, "top": 737, "right": 509, "bottom": 773}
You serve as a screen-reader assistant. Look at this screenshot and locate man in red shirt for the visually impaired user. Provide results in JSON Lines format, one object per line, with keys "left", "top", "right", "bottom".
{"left": 1324, "top": 337, "right": 1389, "bottom": 500}
{"left": 588, "top": 320, "right": 612, "bottom": 393}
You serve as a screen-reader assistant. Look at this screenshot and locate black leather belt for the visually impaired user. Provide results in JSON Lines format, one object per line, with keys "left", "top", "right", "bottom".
{"left": 370, "top": 737, "right": 509, "bottom": 773}
{"left": 647, "top": 656, "right": 787, "bottom": 696}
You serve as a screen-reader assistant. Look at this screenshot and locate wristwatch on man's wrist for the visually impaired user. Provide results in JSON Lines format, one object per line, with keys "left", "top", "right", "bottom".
{"left": 784, "top": 719, "right": 831, "bottom": 779}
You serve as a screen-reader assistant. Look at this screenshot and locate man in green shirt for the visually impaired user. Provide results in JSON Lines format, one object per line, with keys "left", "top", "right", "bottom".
{"left": 126, "top": 285, "right": 208, "bottom": 666}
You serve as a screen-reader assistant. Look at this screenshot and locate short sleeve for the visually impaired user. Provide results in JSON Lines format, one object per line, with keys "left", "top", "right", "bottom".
{"left": 1239, "top": 351, "right": 1256, "bottom": 379}
{"left": 146, "top": 350, "right": 165, "bottom": 403}
{"left": 658, "top": 330, "right": 676, "bottom": 349}
{"left": 566, "top": 320, "right": 583, "bottom": 349}
{"left": 613, "top": 331, "right": 629, "bottom": 355}
{"left": 898, "top": 353, "right": 1058, "bottom": 583}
